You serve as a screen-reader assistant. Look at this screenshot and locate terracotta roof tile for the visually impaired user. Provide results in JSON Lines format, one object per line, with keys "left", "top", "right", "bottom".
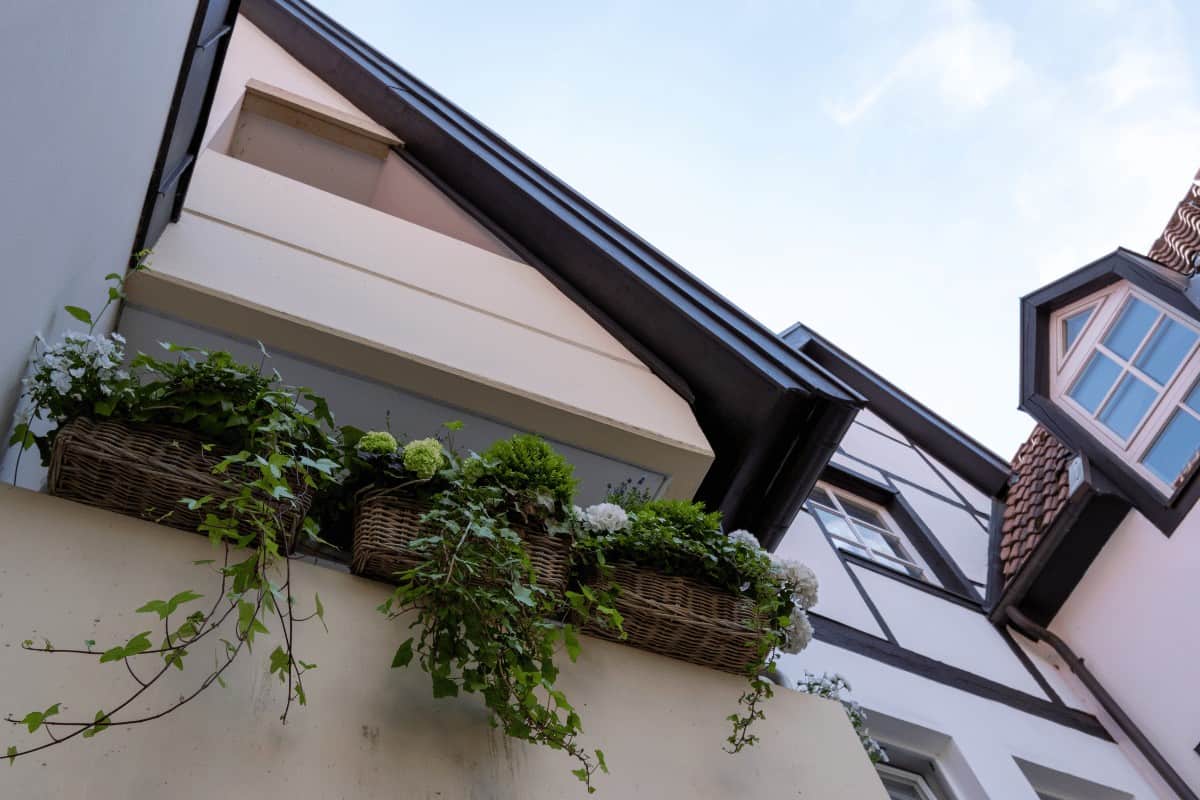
{"left": 999, "top": 166, "right": 1200, "bottom": 588}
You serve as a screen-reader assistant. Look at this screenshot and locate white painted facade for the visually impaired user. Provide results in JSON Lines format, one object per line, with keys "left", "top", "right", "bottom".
{"left": 776, "top": 408, "right": 1174, "bottom": 799}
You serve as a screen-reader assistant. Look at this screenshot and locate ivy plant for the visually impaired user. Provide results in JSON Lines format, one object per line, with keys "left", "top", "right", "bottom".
{"left": 371, "top": 432, "right": 614, "bottom": 792}
{"left": 5, "top": 265, "right": 338, "bottom": 763}
{"left": 573, "top": 492, "right": 819, "bottom": 753}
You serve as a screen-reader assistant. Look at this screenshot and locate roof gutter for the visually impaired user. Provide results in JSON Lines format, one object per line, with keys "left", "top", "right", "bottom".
{"left": 1005, "top": 608, "right": 1197, "bottom": 800}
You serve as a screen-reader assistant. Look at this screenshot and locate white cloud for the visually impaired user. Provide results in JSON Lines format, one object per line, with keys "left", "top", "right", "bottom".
{"left": 827, "top": 0, "right": 1023, "bottom": 125}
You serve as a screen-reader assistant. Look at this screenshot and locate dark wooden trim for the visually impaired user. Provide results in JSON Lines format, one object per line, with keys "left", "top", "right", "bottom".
{"left": 810, "top": 614, "right": 1113, "bottom": 741}
{"left": 822, "top": 462, "right": 896, "bottom": 504}
{"left": 889, "top": 492, "right": 980, "bottom": 598}
{"left": 998, "top": 625, "right": 1063, "bottom": 705}
{"left": 833, "top": 449, "right": 990, "bottom": 520}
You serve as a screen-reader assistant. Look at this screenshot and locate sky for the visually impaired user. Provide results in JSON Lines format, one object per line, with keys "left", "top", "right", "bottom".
{"left": 316, "top": 0, "right": 1200, "bottom": 458}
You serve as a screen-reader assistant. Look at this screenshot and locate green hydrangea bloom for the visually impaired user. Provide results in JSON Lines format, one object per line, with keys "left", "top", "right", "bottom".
{"left": 359, "top": 430, "right": 398, "bottom": 454}
{"left": 403, "top": 437, "right": 444, "bottom": 479}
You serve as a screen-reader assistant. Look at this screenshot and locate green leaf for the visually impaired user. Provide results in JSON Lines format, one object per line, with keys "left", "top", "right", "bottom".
{"left": 122, "top": 631, "right": 152, "bottom": 657}
{"left": 391, "top": 638, "right": 414, "bottom": 669}
{"left": 314, "top": 592, "right": 327, "bottom": 633}
{"left": 81, "top": 710, "right": 110, "bottom": 739}
{"left": 84, "top": 639, "right": 95, "bottom": 650}
{"left": 443, "top": 420, "right": 464, "bottom": 432}
{"left": 64, "top": 306, "right": 92, "bottom": 326}
{"left": 20, "top": 712, "right": 42, "bottom": 734}
{"left": 6, "top": 745, "right": 15, "bottom": 765}
{"left": 192, "top": 559, "right": 215, "bottom": 566}
{"left": 511, "top": 582, "right": 535, "bottom": 608}
{"left": 7, "top": 423, "right": 33, "bottom": 450}
{"left": 595, "top": 749, "right": 608, "bottom": 773}
{"left": 562, "top": 624, "right": 581, "bottom": 662}
{"left": 432, "top": 676, "right": 459, "bottom": 698}
{"left": 268, "top": 646, "right": 290, "bottom": 679}
{"left": 99, "top": 645, "right": 125, "bottom": 664}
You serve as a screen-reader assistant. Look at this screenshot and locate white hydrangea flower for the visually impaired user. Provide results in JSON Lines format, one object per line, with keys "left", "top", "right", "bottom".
{"left": 726, "top": 529, "right": 761, "bottom": 549}
{"left": 581, "top": 502, "right": 630, "bottom": 533}
{"left": 770, "top": 556, "right": 820, "bottom": 609}
{"left": 111, "top": 332, "right": 126, "bottom": 344}
{"left": 49, "top": 370, "right": 72, "bottom": 394}
{"left": 781, "top": 608, "right": 813, "bottom": 654}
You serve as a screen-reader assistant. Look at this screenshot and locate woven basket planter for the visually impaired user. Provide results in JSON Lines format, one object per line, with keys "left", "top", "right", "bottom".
{"left": 584, "top": 563, "right": 764, "bottom": 674}
{"left": 48, "top": 417, "right": 312, "bottom": 549}
{"left": 351, "top": 489, "right": 570, "bottom": 597}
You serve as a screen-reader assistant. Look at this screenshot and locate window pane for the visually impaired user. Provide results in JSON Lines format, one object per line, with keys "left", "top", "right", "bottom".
{"left": 875, "top": 554, "right": 924, "bottom": 579}
{"left": 1063, "top": 307, "right": 1093, "bottom": 353}
{"left": 1134, "top": 318, "right": 1197, "bottom": 384}
{"left": 880, "top": 774, "right": 928, "bottom": 800}
{"left": 851, "top": 521, "right": 896, "bottom": 555}
{"left": 840, "top": 496, "right": 887, "bottom": 526}
{"left": 1186, "top": 381, "right": 1200, "bottom": 415}
{"left": 813, "top": 507, "right": 854, "bottom": 541}
{"left": 808, "top": 486, "right": 834, "bottom": 508}
{"left": 1097, "top": 373, "right": 1156, "bottom": 439}
{"left": 1142, "top": 410, "right": 1200, "bottom": 485}
{"left": 1069, "top": 352, "right": 1121, "bottom": 413}
{"left": 831, "top": 537, "right": 872, "bottom": 560}
{"left": 1103, "top": 297, "right": 1159, "bottom": 359}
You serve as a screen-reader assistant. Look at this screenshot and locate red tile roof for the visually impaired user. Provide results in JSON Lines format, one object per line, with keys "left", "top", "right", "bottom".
{"left": 999, "top": 167, "right": 1200, "bottom": 586}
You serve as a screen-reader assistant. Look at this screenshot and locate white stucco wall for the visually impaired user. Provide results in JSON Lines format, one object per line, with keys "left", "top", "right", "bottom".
{"left": 0, "top": 487, "right": 886, "bottom": 799}
{"left": 0, "top": 1, "right": 198, "bottom": 454}
{"left": 784, "top": 641, "right": 1163, "bottom": 800}
{"left": 1051, "top": 501, "right": 1200, "bottom": 793}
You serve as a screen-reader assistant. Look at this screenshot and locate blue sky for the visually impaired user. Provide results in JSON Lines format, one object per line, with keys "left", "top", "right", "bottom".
{"left": 317, "top": 0, "right": 1199, "bottom": 457}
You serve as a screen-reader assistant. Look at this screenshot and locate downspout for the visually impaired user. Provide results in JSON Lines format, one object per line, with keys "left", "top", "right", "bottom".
{"left": 1005, "top": 608, "right": 1198, "bottom": 800}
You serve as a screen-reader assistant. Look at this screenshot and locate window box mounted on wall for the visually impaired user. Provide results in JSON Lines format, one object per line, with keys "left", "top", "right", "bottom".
{"left": 1020, "top": 248, "right": 1200, "bottom": 532}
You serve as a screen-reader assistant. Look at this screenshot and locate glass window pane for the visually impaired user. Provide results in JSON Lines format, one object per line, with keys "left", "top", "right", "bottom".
{"left": 1134, "top": 318, "right": 1198, "bottom": 384}
{"left": 807, "top": 486, "right": 834, "bottom": 508}
{"left": 1103, "top": 297, "right": 1159, "bottom": 360}
{"left": 1063, "top": 307, "right": 1094, "bottom": 353}
{"left": 813, "top": 507, "right": 854, "bottom": 541}
{"left": 1185, "top": 381, "right": 1200, "bottom": 415}
{"left": 1142, "top": 410, "right": 1200, "bottom": 485}
{"left": 831, "top": 537, "right": 871, "bottom": 560}
{"left": 851, "top": 521, "right": 896, "bottom": 555}
{"left": 875, "top": 554, "right": 924, "bottom": 579}
{"left": 1068, "top": 352, "right": 1121, "bottom": 413}
{"left": 839, "top": 496, "right": 887, "bottom": 526}
{"left": 1097, "top": 373, "right": 1156, "bottom": 439}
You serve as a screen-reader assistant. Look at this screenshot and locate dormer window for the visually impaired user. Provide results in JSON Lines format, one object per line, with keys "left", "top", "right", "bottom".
{"left": 1051, "top": 284, "right": 1200, "bottom": 496}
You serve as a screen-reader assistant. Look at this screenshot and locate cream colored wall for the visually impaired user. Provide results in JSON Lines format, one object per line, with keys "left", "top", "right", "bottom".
{"left": 206, "top": 16, "right": 521, "bottom": 260}
{"left": 128, "top": 150, "right": 712, "bottom": 496}
{"left": 0, "top": 488, "right": 886, "bottom": 799}
{"left": 1050, "top": 502, "right": 1200, "bottom": 793}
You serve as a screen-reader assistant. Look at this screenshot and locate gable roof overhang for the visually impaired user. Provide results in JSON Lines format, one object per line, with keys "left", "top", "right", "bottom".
{"left": 1018, "top": 247, "right": 1200, "bottom": 535}
{"left": 235, "top": 0, "right": 863, "bottom": 550}
{"left": 781, "top": 324, "right": 1011, "bottom": 497}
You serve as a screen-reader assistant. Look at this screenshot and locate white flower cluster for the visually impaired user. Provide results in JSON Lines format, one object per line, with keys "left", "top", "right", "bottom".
{"left": 795, "top": 672, "right": 886, "bottom": 763}
{"left": 726, "top": 529, "right": 760, "bottom": 549}
{"left": 577, "top": 502, "right": 631, "bottom": 533}
{"left": 781, "top": 609, "right": 814, "bottom": 654}
{"left": 27, "top": 330, "right": 129, "bottom": 406}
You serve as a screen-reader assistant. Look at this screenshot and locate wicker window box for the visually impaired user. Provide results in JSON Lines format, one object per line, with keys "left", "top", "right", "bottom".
{"left": 351, "top": 488, "right": 571, "bottom": 597}
{"left": 583, "top": 563, "right": 763, "bottom": 674}
{"left": 48, "top": 417, "right": 312, "bottom": 549}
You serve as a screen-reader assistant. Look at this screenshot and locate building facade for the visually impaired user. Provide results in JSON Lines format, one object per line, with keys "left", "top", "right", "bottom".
{"left": 0, "top": 2, "right": 1192, "bottom": 799}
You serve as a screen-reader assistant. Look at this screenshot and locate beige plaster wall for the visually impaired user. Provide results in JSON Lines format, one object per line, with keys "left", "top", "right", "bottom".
{"left": 128, "top": 149, "right": 712, "bottom": 497}
{"left": 1051, "top": 502, "right": 1200, "bottom": 794}
{"left": 0, "top": 488, "right": 886, "bottom": 799}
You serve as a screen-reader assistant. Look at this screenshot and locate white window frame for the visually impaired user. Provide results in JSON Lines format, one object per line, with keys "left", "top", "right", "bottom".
{"left": 877, "top": 764, "right": 942, "bottom": 799}
{"left": 807, "top": 483, "right": 935, "bottom": 582}
{"left": 1049, "top": 282, "right": 1200, "bottom": 498}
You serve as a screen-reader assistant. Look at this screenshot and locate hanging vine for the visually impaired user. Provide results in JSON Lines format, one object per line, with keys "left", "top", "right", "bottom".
{"left": 4, "top": 265, "right": 338, "bottom": 763}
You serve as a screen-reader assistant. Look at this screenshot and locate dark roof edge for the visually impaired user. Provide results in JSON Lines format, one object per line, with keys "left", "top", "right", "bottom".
{"left": 250, "top": 0, "right": 861, "bottom": 405}
{"left": 781, "top": 323, "right": 1010, "bottom": 496}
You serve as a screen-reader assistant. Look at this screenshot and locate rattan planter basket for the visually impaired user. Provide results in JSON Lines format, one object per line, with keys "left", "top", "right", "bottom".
{"left": 351, "top": 488, "right": 570, "bottom": 597}
{"left": 48, "top": 417, "right": 312, "bottom": 548}
{"left": 584, "top": 563, "right": 763, "bottom": 674}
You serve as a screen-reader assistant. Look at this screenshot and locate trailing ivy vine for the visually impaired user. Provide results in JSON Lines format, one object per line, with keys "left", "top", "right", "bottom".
{"left": 366, "top": 431, "right": 617, "bottom": 792}
{"left": 4, "top": 266, "right": 338, "bottom": 764}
